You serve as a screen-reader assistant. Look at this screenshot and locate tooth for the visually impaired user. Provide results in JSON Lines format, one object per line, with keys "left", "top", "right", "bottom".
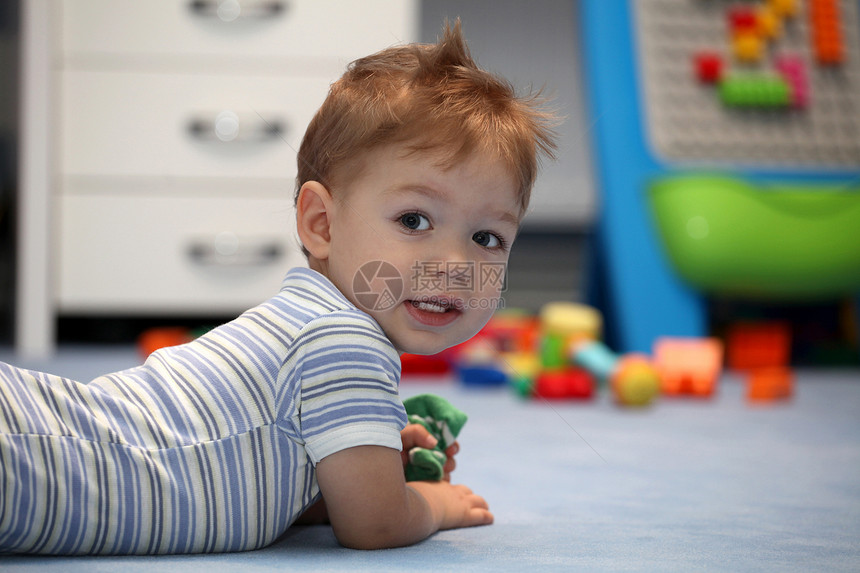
{"left": 414, "top": 301, "right": 446, "bottom": 313}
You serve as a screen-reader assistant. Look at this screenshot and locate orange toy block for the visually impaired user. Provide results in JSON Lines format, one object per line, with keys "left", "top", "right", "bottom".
{"left": 653, "top": 337, "right": 724, "bottom": 397}
{"left": 768, "top": 0, "right": 799, "bottom": 18}
{"left": 747, "top": 367, "right": 794, "bottom": 402}
{"left": 756, "top": 6, "right": 783, "bottom": 39}
{"left": 809, "top": 0, "right": 845, "bottom": 64}
{"left": 138, "top": 327, "right": 193, "bottom": 358}
{"left": 727, "top": 322, "right": 791, "bottom": 370}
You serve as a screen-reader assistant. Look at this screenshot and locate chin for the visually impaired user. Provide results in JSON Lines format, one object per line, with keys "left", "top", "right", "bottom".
{"left": 395, "top": 341, "right": 449, "bottom": 357}
{"left": 394, "top": 329, "right": 476, "bottom": 357}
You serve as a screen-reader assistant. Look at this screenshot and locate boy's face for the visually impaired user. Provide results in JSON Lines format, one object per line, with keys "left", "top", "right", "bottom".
{"left": 318, "top": 144, "right": 520, "bottom": 355}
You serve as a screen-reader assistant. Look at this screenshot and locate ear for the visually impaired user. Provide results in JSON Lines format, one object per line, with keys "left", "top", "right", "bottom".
{"left": 296, "top": 181, "right": 333, "bottom": 261}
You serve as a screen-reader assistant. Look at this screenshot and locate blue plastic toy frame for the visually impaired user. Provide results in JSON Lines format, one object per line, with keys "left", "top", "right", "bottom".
{"left": 580, "top": 0, "right": 860, "bottom": 353}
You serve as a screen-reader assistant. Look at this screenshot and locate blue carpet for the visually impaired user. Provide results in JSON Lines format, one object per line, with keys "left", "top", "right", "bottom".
{"left": 1, "top": 346, "right": 859, "bottom": 572}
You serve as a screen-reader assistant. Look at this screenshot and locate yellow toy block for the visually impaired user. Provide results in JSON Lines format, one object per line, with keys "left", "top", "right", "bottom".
{"left": 768, "top": 0, "right": 799, "bottom": 18}
{"left": 733, "top": 32, "right": 764, "bottom": 62}
{"left": 539, "top": 302, "right": 602, "bottom": 340}
{"left": 502, "top": 351, "right": 541, "bottom": 380}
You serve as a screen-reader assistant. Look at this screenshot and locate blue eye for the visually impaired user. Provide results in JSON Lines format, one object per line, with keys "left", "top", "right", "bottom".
{"left": 473, "top": 231, "right": 503, "bottom": 249}
{"left": 400, "top": 212, "right": 430, "bottom": 231}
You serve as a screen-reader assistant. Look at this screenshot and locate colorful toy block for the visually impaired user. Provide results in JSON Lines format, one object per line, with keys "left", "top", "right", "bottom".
{"left": 570, "top": 338, "right": 618, "bottom": 383}
{"left": 768, "top": 0, "right": 799, "bottom": 18}
{"left": 775, "top": 54, "right": 810, "bottom": 108}
{"left": 694, "top": 51, "right": 723, "bottom": 84}
{"left": 810, "top": 0, "right": 845, "bottom": 65}
{"left": 539, "top": 302, "right": 602, "bottom": 340}
{"left": 611, "top": 354, "right": 662, "bottom": 407}
{"left": 732, "top": 32, "right": 764, "bottom": 62}
{"left": 537, "top": 301, "right": 602, "bottom": 375}
{"left": 571, "top": 339, "right": 660, "bottom": 406}
{"left": 729, "top": 6, "right": 758, "bottom": 34}
{"left": 727, "top": 321, "right": 791, "bottom": 370}
{"left": 756, "top": 6, "right": 783, "bottom": 39}
{"left": 747, "top": 367, "right": 794, "bottom": 401}
{"left": 541, "top": 332, "right": 568, "bottom": 369}
{"left": 653, "top": 337, "right": 723, "bottom": 397}
{"left": 481, "top": 310, "right": 539, "bottom": 354}
{"left": 458, "top": 363, "right": 508, "bottom": 386}
{"left": 719, "top": 74, "right": 790, "bottom": 108}
{"left": 400, "top": 352, "right": 450, "bottom": 376}
{"left": 533, "top": 368, "right": 594, "bottom": 400}
{"left": 138, "top": 327, "right": 193, "bottom": 358}
{"left": 504, "top": 351, "right": 542, "bottom": 397}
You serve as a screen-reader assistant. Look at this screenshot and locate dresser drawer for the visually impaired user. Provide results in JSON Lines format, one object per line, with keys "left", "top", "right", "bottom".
{"left": 61, "top": 0, "right": 417, "bottom": 66}
{"left": 57, "top": 194, "right": 305, "bottom": 314}
{"left": 60, "top": 71, "right": 330, "bottom": 179}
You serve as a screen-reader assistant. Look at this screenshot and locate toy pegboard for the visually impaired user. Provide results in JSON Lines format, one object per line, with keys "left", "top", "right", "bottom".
{"left": 635, "top": 0, "right": 860, "bottom": 167}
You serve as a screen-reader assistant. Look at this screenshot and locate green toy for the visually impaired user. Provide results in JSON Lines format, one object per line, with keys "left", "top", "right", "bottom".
{"left": 402, "top": 394, "right": 468, "bottom": 482}
{"left": 650, "top": 175, "right": 860, "bottom": 299}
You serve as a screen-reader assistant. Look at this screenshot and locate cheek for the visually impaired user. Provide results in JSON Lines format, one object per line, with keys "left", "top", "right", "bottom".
{"left": 475, "top": 261, "right": 509, "bottom": 298}
{"left": 330, "top": 219, "right": 381, "bottom": 265}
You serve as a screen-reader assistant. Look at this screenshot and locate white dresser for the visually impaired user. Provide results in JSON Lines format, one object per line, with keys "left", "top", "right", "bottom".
{"left": 18, "top": 0, "right": 417, "bottom": 354}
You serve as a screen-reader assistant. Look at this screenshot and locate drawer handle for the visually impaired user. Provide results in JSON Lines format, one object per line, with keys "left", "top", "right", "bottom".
{"left": 187, "top": 111, "right": 286, "bottom": 143}
{"left": 188, "top": 235, "right": 284, "bottom": 267}
{"left": 188, "top": 0, "right": 287, "bottom": 22}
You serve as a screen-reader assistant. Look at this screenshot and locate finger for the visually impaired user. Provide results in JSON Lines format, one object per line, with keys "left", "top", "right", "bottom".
{"left": 445, "top": 441, "right": 460, "bottom": 457}
{"left": 468, "top": 493, "right": 490, "bottom": 511}
{"left": 401, "top": 424, "right": 438, "bottom": 450}
{"left": 465, "top": 508, "right": 494, "bottom": 527}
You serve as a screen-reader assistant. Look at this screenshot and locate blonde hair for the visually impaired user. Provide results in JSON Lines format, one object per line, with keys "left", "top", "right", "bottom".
{"left": 295, "top": 20, "right": 558, "bottom": 215}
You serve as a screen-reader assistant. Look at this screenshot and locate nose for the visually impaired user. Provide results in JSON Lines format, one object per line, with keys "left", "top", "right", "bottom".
{"left": 412, "top": 236, "right": 474, "bottom": 290}
{"left": 437, "top": 235, "right": 472, "bottom": 274}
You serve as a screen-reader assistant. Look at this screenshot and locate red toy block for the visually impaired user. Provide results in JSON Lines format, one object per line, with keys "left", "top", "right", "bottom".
{"left": 694, "top": 52, "right": 723, "bottom": 83}
{"left": 653, "top": 337, "right": 723, "bottom": 397}
{"left": 481, "top": 312, "right": 539, "bottom": 354}
{"left": 534, "top": 368, "right": 594, "bottom": 400}
{"left": 747, "top": 367, "right": 794, "bottom": 402}
{"left": 729, "top": 6, "right": 758, "bottom": 33}
{"left": 727, "top": 322, "right": 791, "bottom": 370}
{"left": 400, "top": 352, "right": 450, "bottom": 376}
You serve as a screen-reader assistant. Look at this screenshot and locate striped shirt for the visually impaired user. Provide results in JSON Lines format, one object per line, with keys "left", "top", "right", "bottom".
{"left": 0, "top": 267, "right": 407, "bottom": 555}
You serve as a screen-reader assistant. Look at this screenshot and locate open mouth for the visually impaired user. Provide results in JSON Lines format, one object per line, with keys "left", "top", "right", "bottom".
{"left": 405, "top": 297, "right": 463, "bottom": 326}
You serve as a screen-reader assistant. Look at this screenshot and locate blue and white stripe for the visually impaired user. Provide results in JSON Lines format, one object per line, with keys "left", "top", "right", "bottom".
{"left": 0, "top": 267, "right": 407, "bottom": 555}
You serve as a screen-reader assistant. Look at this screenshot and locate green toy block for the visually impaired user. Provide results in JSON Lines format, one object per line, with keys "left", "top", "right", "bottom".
{"left": 511, "top": 373, "right": 536, "bottom": 398}
{"left": 540, "top": 333, "right": 567, "bottom": 369}
{"left": 719, "top": 74, "right": 790, "bottom": 108}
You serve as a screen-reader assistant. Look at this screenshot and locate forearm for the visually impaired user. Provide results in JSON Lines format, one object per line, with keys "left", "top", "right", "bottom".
{"left": 337, "top": 484, "right": 440, "bottom": 550}
{"left": 317, "top": 445, "right": 492, "bottom": 550}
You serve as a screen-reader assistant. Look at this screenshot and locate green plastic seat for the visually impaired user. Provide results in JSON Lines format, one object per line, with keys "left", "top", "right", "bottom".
{"left": 649, "top": 175, "right": 860, "bottom": 300}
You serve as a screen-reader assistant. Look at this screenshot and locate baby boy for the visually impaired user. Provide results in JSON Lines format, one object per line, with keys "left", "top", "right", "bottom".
{"left": 0, "top": 21, "right": 556, "bottom": 554}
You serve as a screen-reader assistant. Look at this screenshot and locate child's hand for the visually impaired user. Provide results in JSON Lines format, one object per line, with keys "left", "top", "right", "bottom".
{"left": 316, "top": 445, "right": 491, "bottom": 549}
{"left": 400, "top": 423, "right": 458, "bottom": 481}
{"left": 408, "top": 480, "right": 494, "bottom": 531}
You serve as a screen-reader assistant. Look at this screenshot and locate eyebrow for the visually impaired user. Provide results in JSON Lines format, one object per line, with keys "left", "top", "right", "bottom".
{"left": 388, "top": 185, "right": 521, "bottom": 228}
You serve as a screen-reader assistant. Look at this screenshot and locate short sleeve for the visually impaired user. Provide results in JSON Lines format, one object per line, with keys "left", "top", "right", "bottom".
{"left": 294, "top": 311, "right": 407, "bottom": 464}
